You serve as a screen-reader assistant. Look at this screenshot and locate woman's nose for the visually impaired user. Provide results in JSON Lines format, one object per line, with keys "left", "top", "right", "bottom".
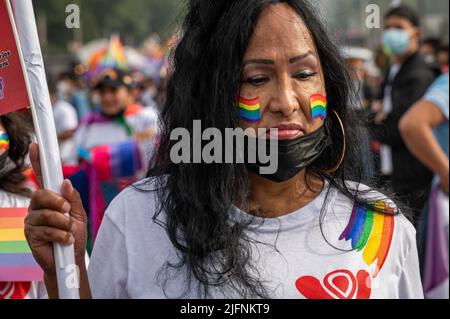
{"left": 266, "top": 80, "right": 300, "bottom": 117}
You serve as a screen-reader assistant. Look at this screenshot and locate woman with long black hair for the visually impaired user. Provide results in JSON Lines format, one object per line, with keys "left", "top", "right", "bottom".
{"left": 25, "top": 0, "right": 423, "bottom": 299}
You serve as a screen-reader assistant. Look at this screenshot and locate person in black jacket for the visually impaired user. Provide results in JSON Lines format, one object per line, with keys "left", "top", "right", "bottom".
{"left": 371, "top": 5, "right": 436, "bottom": 225}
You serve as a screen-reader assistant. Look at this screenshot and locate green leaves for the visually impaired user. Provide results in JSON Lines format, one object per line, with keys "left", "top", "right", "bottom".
{"left": 34, "top": 0, "right": 182, "bottom": 53}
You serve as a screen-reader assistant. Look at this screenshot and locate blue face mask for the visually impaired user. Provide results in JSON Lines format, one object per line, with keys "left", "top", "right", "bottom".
{"left": 383, "top": 28, "right": 410, "bottom": 57}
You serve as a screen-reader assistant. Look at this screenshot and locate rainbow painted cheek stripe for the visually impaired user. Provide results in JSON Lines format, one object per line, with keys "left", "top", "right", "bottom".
{"left": 239, "top": 96, "right": 261, "bottom": 122}
{"left": 0, "top": 131, "right": 10, "bottom": 151}
{"left": 310, "top": 94, "right": 327, "bottom": 121}
{"left": 339, "top": 201, "right": 395, "bottom": 277}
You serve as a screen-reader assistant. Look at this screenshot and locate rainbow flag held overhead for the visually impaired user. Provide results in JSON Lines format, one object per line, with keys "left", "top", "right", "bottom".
{"left": 87, "top": 34, "right": 127, "bottom": 78}
{"left": 0, "top": 208, "right": 44, "bottom": 282}
{"left": 102, "top": 35, "right": 127, "bottom": 70}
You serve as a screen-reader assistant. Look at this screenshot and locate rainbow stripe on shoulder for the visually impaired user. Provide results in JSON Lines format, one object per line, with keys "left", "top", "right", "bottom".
{"left": 339, "top": 201, "right": 395, "bottom": 277}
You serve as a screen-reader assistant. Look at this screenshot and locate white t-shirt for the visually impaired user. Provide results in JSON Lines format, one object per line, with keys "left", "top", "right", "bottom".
{"left": 88, "top": 178, "right": 423, "bottom": 299}
{"left": 52, "top": 100, "right": 79, "bottom": 164}
{"left": 0, "top": 190, "right": 48, "bottom": 299}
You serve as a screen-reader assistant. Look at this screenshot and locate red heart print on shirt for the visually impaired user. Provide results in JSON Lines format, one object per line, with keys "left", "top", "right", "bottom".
{"left": 295, "top": 269, "right": 372, "bottom": 299}
{"left": 0, "top": 282, "right": 31, "bottom": 299}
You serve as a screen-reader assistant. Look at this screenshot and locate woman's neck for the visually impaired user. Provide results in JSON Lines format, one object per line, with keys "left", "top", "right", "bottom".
{"left": 246, "top": 170, "right": 324, "bottom": 218}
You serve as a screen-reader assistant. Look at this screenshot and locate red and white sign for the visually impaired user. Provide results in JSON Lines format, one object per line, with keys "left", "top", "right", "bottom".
{"left": 0, "top": 0, "right": 30, "bottom": 116}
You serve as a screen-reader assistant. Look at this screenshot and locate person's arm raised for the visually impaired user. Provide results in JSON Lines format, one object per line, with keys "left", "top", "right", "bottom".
{"left": 25, "top": 143, "right": 92, "bottom": 299}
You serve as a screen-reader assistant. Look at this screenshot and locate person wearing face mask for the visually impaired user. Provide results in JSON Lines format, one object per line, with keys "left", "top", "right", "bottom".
{"left": 370, "top": 5, "right": 436, "bottom": 227}
{"left": 70, "top": 68, "right": 158, "bottom": 164}
{"left": 24, "top": 1, "right": 423, "bottom": 299}
{"left": 0, "top": 113, "right": 47, "bottom": 299}
{"left": 64, "top": 68, "right": 158, "bottom": 243}
{"left": 56, "top": 72, "right": 91, "bottom": 121}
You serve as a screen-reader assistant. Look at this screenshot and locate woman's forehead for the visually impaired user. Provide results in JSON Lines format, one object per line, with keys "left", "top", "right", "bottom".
{"left": 245, "top": 3, "right": 316, "bottom": 57}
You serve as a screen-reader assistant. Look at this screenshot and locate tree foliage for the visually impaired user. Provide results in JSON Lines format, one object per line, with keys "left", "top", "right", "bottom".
{"left": 33, "top": 0, "right": 183, "bottom": 53}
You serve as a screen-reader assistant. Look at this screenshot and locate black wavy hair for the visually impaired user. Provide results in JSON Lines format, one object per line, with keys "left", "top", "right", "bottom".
{"left": 0, "top": 112, "right": 33, "bottom": 197}
{"left": 145, "top": 0, "right": 398, "bottom": 298}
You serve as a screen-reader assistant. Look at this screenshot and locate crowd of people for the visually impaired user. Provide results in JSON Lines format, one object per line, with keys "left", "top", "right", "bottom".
{"left": 343, "top": 5, "right": 449, "bottom": 298}
{"left": 0, "top": 1, "right": 448, "bottom": 300}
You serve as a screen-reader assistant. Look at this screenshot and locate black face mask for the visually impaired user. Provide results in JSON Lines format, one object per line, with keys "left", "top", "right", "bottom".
{"left": 245, "top": 125, "right": 331, "bottom": 183}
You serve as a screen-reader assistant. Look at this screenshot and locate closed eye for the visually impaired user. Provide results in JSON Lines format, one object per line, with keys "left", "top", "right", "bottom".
{"left": 293, "top": 72, "right": 318, "bottom": 81}
{"left": 246, "top": 76, "right": 270, "bottom": 87}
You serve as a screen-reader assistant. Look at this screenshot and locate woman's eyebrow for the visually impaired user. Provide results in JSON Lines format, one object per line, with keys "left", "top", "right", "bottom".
{"left": 243, "top": 59, "right": 274, "bottom": 66}
{"left": 289, "top": 51, "right": 315, "bottom": 64}
{"left": 243, "top": 51, "right": 315, "bottom": 66}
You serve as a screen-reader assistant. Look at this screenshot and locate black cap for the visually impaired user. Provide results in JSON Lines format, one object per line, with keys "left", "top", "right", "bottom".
{"left": 93, "top": 68, "right": 134, "bottom": 90}
{"left": 384, "top": 5, "right": 420, "bottom": 27}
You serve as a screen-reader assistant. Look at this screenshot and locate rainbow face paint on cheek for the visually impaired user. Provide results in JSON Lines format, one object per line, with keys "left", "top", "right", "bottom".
{"left": 310, "top": 94, "right": 327, "bottom": 121}
{"left": 0, "top": 131, "right": 9, "bottom": 151}
{"left": 239, "top": 96, "right": 261, "bottom": 122}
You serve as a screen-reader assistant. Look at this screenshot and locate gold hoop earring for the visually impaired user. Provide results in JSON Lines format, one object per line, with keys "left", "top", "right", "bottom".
{"left": 320, "top": 110, "right": 346, "bottom": 174}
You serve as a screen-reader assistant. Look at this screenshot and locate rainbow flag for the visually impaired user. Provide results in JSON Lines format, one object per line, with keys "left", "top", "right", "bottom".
{"left": 101, "top": 35, "right": 127, "bottom": 70}
{"left": 87, "top": 48, "right": 107, "bottom": 77}
{"left": 339, "top": 201, "right": 395, "bottom": 277}
{"left": 310, "top": 94, "right": 327, "bottom": 121}
{"left": 0, "top": 208, "right": 44, "bottom": 282}
{"left": 239, "top": 96, "right": 261, "bottom": 122}
{"left": 86, "top": 35, "right": 127, "bottom": 79}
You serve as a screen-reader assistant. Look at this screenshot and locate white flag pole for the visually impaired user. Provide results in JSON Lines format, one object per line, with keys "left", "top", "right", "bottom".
{"left": 8, "top": 0, "right": 80, "bottom": 299}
